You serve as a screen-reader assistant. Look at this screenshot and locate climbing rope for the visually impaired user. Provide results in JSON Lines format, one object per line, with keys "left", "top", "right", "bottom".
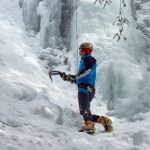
{"left": 75, "top": 0, "right": 79, "bottom": 70}
{"left": 147, "top": 38, "right": 150, "bottom": 71}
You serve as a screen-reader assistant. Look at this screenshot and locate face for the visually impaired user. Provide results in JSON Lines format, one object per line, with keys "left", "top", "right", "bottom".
{"left": 79, "top": 49, "right": 86, "bottom": 58}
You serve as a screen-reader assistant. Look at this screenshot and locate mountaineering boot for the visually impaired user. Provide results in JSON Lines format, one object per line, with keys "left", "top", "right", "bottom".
{"left": 78, "top": 120, "right": 96, "bottom": 135}
{"left": 97, "top": 116, "right": 113, "bottom": 132}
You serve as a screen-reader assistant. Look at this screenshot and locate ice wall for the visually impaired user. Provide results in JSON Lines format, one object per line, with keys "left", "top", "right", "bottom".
{"left": 20, "top": 0, "right": 150, "bottom": 118}
{"left": 20, "top": 0, "right": 76, "bottom": 50}
{"left": 131, "top": 0, "right": 150, "bottom": 70}
{"left": 20, "top": 0, "right": 76, "bottom": 70}
{"left": 131, "top": 0, "right": 150, "bottom": 38}
{"left": 59, "top": 0, "right": 76, "bottom": 50}
{"left": 21, "top": 0, "right": 41, "bottom": 32}
{"left": 75, "top": 0, "right": 150, "bottom": 118}
{"left": 37, "top": 0, "right": 62, "bottom": 49}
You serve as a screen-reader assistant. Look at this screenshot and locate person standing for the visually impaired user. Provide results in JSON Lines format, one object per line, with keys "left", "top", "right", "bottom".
{"left": 61, "top": 42, "right": 113, "bottom": 134}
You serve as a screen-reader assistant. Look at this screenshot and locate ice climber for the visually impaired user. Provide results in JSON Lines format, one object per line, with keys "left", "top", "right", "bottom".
{"left": 61, "top": 42, "right": 113, "bottom": 134}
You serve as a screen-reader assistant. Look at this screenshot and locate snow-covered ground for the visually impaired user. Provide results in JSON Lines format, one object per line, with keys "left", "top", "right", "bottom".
{"left": 0, "top": 0, "right": 150, "bottom": 150}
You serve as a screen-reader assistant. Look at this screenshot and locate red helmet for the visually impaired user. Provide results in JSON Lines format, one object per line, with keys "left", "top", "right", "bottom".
{"left": 79, "top": 42, "right": 93, "bottom": 54}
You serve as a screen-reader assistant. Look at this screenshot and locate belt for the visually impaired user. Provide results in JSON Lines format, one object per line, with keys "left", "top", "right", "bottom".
{"left": 78, "top": 83, "right": 95, "bottom": 93}
{"left": 78, "top": 83, "right": 94, "bottom": 88}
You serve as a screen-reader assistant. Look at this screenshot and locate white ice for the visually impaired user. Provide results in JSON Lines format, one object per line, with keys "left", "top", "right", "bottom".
{"left": 0, "top": 0, "right": 150, "bottom": 150}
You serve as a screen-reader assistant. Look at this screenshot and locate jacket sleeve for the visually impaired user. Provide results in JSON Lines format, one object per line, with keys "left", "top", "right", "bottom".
{"left": 84, "top": 56, "right": 96, "bottom": 70}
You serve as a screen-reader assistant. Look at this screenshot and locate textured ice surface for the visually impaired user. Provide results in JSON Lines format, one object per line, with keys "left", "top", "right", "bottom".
{"left": 0, "top": 0, "right": 150, "bottom": 150}
{"left": 132, "top": 0, "right": 150, "bottom": 38}
{"left": 21, "top": 0, "right": 76, "bottom": 50}
{"left": 19, "top": 0, "right": 150, "bottom": 118}
{"left": 22, "top": 0, "right": 41, "bottom": 32}
{"left": 72, "top": 0, "right": 150, "bottom": 118}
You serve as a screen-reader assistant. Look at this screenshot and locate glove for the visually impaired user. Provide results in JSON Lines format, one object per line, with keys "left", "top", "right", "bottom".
{"left": 60, "top": 72, "right": 68, "bottom": 81}
{"left": 67, "top": 75, "right": 76, "bottom": 83}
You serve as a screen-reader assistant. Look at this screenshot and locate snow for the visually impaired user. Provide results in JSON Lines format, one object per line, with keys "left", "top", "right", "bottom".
{"left": 0, "top": 0, "right": 150, "bottom": 150}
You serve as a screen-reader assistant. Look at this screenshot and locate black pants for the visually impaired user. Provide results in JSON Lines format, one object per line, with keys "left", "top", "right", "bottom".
{"left": 78, "top": 84, "right": 100, "bottom": 122}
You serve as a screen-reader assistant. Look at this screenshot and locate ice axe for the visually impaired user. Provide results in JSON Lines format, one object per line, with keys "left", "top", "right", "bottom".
{"left": 48, "top": 70, "right": 63, "bottom": 82}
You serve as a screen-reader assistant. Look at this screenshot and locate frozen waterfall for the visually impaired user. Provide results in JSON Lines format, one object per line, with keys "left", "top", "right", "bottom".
{"left": 20, "top": 0, "right": 76, "bottom": 50}
{"left": 20, "top": 0, "right": 150, "bottom": 118}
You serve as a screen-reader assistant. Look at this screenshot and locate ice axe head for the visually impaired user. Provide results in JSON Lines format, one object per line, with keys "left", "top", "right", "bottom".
{"left": 48, "top": 70, "right": 63, "bottom": 82}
